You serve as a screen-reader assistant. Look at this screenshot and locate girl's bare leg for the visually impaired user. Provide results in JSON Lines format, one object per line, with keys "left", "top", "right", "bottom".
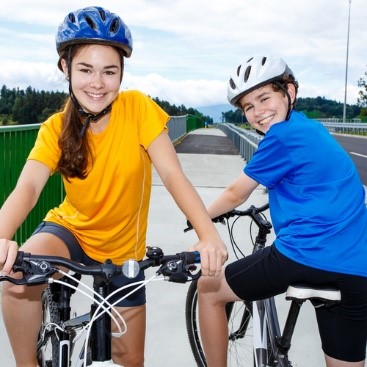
{"left": 112, "top": 305, "right": 146, "bottom": 367}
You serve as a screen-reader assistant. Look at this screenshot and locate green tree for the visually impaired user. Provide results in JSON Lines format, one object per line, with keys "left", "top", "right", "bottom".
{"left": 222, "top": 109, "right": 246, "bottom": 124}
{"left": 0, "top": 85, "right": 17, "bottom": 115}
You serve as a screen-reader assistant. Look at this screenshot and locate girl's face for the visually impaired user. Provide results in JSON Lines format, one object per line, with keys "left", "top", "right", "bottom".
{"left": 61, "top": 44, "right": 122, "bottom": 115}
{"left": 239, "top": 83, "right": 295, "bottom": 134}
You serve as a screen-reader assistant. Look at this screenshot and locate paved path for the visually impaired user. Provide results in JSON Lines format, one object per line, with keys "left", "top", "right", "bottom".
{"left": 0, "top": 128, "right": 327, "bottom": 366}
{"left": 175, "top": 129, "right": 239, "bottom": 155}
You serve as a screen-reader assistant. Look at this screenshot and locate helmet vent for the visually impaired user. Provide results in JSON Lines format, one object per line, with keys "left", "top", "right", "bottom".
{"left": 236, "top": 65, "right": 241, "bottom": 77}
{"left": 98, "top": 9, "right": 106, "bottom": 21}
{"left": 244, "top": 66, "right": 251, "bottom": 83}
{"left": 229, "top": 78, "right": 236, "bottom": 89}
{"left": 85, "top": 16, "right": 96, "bottom": 30}
{"left": 261, "top": 57, "right": 267, "bottom": 65}
{"left": 110, "top": 18, "right": 120, "bottom": 34}
{"left": 68, "top": 13, "right": 76, "bottom": 23}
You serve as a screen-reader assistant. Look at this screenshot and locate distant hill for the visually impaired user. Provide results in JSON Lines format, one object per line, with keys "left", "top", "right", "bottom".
{"left": 196, "top": 104, "right": 234, "bottom": 123}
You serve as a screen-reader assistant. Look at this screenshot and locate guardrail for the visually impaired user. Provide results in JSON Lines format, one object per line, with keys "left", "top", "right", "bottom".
{"left": 0, "top": 124, "right": 65, "bottom": 244}
{"left": 217, "top": 120, "right": 367, "bottom": 163}
{"left": 217, "top": 123, "right": 261, "bottom": 161}
{"left": 318, "top": 121, "right": 367, "bottom": 135}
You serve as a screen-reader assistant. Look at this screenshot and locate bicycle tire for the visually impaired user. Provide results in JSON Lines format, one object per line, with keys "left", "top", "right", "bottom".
{"left": 37, "top": 286, "right": 60, "bottom": 367}
{"left": 185, "top": 279, "right": 256, "bottom": 366}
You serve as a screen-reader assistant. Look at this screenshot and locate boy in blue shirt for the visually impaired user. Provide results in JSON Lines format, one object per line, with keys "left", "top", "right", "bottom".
{"left": 195, "top": 55, "right": 367, "bottom": 366}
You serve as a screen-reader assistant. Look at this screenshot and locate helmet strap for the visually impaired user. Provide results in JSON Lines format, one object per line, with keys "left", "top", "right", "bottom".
{"left": 274, "top": 82, "right": 292, "bottom": 120}
{"left": 78, "top": 105, "right": 112, "bottom": 137}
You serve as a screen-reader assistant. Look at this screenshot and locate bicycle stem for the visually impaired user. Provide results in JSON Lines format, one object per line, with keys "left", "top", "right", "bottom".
{"left": 90, "top": 279, "right": 112, "bottom": 362}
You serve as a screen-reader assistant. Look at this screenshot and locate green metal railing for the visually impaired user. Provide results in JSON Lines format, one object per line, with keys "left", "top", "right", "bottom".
{"left": 0, "top": 124, "right": 64, "bottom": 244}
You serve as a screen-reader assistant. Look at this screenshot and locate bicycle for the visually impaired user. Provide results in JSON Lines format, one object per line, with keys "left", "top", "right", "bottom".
{"left": 185, "top": 203, "right": 341, "bottom": 367}
{"left": 0, "top": 246, "right": 200, "bottom": 367}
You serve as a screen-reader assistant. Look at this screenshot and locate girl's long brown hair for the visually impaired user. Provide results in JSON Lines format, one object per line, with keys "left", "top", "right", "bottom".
{"left": 57, "top": 98, "right": 93, "bottom": 180}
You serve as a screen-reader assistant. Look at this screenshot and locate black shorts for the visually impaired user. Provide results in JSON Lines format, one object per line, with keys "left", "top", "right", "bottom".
{"left": 32, "top": 222, "right": 146, "bottom": 307}
{"left": 225, "top": 245, "right": 367, "bottom": 362}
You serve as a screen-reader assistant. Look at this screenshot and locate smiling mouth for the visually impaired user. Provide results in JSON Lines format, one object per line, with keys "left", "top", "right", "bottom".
{"left": 86, "top": 92, "right": 105, "bottom": 99}
{"left": 258, "top": 115, "right": 274, "bottom": 125}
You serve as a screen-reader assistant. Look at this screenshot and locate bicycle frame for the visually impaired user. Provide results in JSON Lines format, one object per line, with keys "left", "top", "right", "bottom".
{"left": 241, "top": 206, "right": 291, "bottom": 367}
{"left": 186, "top": 204, "right": 342, "bottom": 367}
{"left": 251, "top": 297, "right": 288, "bottom": 367}
{"left": 48, "top": 277, "right": 121, "bottom": 367}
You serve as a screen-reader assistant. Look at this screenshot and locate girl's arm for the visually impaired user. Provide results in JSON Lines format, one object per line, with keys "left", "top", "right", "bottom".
{"left": 148, "top": 132, "right": 227, "bottom": 277}
{"left": 0, "top": 160, "right": 50, "bottom": 274}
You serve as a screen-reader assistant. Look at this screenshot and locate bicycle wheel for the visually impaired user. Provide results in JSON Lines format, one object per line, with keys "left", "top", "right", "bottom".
{"left": 185, "top": 280, "right": 255, "bottom": 366}
{"left": 37, "top": 286, "right": 60, "bottom": 367}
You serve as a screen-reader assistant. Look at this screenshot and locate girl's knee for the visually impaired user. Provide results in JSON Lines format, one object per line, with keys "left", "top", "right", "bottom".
{"left": 113, "top": 348, "right": 144, "bottom": 367}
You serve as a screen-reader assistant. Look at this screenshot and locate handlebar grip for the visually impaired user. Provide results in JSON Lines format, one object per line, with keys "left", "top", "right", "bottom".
{"left": 14, "top": 251, "right": 26, "bottom": 266}
{"left": 182, "top": 251, "right": 200, "bottom": 264}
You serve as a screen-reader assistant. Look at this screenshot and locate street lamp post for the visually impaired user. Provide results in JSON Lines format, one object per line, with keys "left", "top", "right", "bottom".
{"left": 343, "top": 0, "right": 352, "bottom": 123}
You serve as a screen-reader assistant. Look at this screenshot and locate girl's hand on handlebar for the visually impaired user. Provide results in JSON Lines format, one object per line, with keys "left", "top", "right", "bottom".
{"left": 190, "top": 237, "right": 228, "bottom": 277}
{"left": 0, "top": 239, "right": 19, "bottom": 275}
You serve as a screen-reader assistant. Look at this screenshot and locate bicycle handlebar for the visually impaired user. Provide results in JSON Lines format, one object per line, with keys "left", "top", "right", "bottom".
{"left": 0, "top": 246, "right": 201, "bottom": 286}
{"left": 184, "top": 203, "right": 271, "bottom": 232}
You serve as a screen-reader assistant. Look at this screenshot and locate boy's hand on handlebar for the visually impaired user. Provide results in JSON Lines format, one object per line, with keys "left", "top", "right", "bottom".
{"left": 190, "top": 238, "right": 228, "bottom": 277}
{"left": 0, "top": 239, "right": 19, "bottom": 275}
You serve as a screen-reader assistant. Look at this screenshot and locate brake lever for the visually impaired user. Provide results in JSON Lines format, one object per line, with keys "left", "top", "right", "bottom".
{"left": 183, "top": 220, "right": 193, "bottom": 233}
{"left": 158, "top": 262, "right": 200, "bottom": 283}
{"left": 158, "top": 257, "right": 201, "bottom": 283}
{"left": 184, "top": 215, "right": 227, "bottom": 233}
{"left": 0, "top": 275, "right": 30, "bottom": 285}
{"left": 6, "top": 258, "right": 58, "bottom": 286}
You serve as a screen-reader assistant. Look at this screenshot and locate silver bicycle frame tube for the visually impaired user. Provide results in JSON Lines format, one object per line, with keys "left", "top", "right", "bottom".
{"left": 252, "top": 296, "right": 291, "bottom": 367}
{"left": 252, "top": 300, "right": 269, "bottom": 367}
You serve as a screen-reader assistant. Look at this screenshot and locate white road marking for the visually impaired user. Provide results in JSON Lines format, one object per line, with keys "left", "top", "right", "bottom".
{"left": 350, "top": 152, "right": 367, "bottom": 158}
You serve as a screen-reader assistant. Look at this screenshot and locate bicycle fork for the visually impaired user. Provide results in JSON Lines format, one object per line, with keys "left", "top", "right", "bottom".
{"left": 54, "top": 282, "right": 74, "bottom": 367}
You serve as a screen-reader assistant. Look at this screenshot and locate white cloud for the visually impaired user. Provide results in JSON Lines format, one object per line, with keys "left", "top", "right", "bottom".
{"left": 0, "top": 0, "right": 366, "bottom": 107}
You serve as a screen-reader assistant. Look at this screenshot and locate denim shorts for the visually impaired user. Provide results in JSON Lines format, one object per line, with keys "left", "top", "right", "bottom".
{"left": 32, "top": 221, "right": 146, "bottom": 307}
{"left": 225, "top": 245, "right": 367, "bottom": 362}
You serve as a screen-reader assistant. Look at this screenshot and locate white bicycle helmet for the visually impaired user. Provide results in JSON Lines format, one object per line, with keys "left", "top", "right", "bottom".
{"left": 227, "top": 55, "right": 294, "bottom": 106}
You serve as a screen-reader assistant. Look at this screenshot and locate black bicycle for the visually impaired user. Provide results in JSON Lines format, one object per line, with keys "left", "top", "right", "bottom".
{"left": 1, "top": 246, "right": 200, "bottom": 367}
{"left": 185, "top": 203, "right": 341, "bottom": 367}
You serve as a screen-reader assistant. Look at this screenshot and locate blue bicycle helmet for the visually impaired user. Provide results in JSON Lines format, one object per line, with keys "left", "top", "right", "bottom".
{"left": 56, "top": 6, "right": 133, "bottom": 58}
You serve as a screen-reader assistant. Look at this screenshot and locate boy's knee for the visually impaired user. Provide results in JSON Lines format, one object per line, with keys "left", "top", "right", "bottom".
{"left": 197, "top": 276, "right": 226, "bottom": 305}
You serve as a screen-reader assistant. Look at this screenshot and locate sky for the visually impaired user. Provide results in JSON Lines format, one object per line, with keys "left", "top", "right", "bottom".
{"left": 0, "top": 0, "right": 366, "bottom": 110}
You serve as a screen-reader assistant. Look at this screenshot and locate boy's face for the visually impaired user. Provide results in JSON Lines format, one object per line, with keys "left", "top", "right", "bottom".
{"left": 239, "top": 83, "right": 295, "bottom": 134}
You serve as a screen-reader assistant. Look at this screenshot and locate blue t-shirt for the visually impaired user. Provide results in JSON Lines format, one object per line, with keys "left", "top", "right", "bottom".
{"left": 244, "top": 111, "right": 367, "bottom": 277}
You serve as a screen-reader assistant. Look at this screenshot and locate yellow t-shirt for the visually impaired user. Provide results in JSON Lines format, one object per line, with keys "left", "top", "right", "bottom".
{"left": 28, "top": 90, "right": 169, "bottom": 264}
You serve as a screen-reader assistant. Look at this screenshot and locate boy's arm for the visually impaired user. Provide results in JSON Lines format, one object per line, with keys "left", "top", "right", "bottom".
{"left": 207, "top": 173, "right": 259, "bottom": 218}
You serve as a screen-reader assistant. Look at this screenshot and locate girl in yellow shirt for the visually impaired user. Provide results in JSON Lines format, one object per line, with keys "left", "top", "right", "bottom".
{"left": 0, "top": 6, "right": 227, "bottom": 366}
